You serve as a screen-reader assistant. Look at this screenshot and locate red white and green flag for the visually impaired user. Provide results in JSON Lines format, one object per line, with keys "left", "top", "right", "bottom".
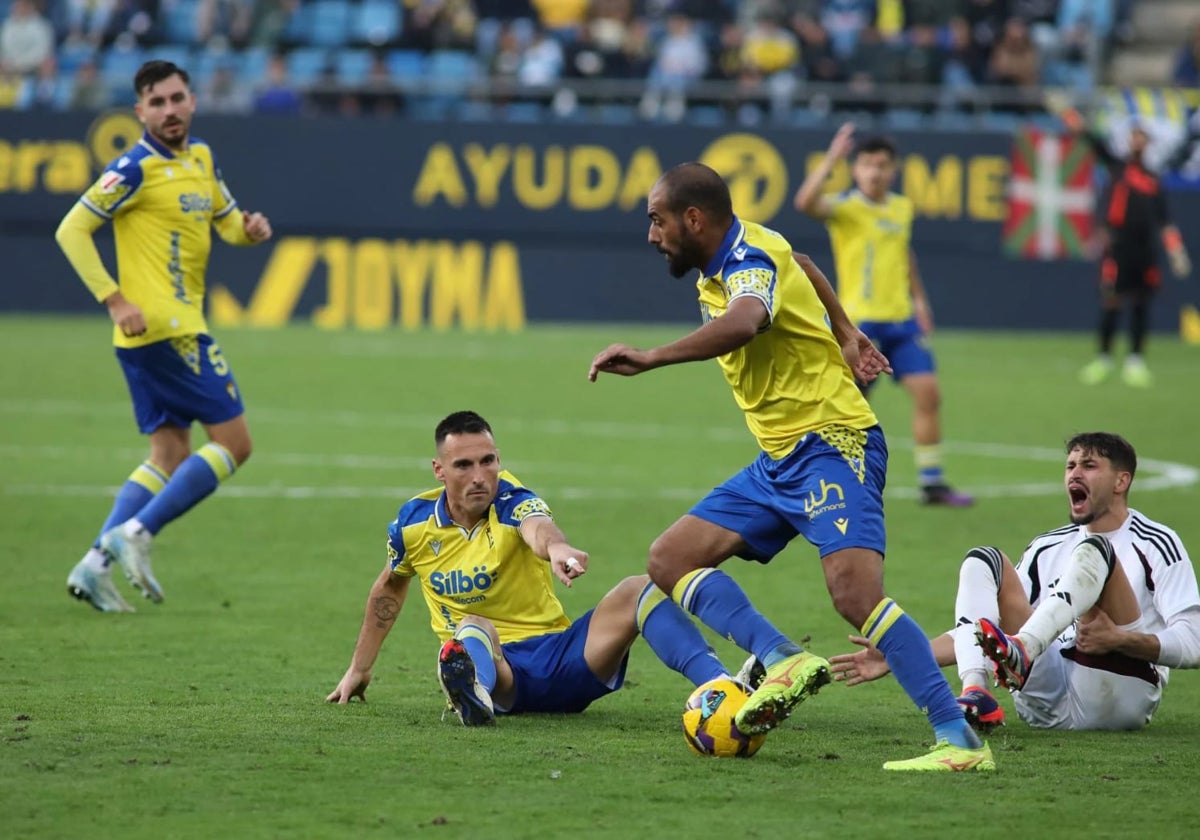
{"left": 1003, "top": 128, "right": 1095, "bottom": 260}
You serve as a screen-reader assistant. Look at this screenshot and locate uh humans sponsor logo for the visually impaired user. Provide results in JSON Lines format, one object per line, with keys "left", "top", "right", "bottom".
{"left": 803, "top": 480, "right": 846, "bottom": 520}
{"left": 430, "top": 565, "right": 497, "bottom": 604}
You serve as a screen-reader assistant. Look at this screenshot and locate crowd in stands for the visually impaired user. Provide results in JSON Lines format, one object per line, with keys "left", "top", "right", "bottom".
{"left": 0, "top": 0, "right": 1174, "bottom": 123}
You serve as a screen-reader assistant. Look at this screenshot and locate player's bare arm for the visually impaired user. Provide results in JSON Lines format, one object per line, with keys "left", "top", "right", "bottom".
{"left": 794, "top": 252, "right": 890, "bottom": 383}
{"left": 830, "top": 632, "right": 955, "bottom": 686}
{"left": 520, "top": 515, "right": 589, "bottom": 586}
{"left": 588, "top": 296, "right": 764, "bottom": 381}
{"left": 908, "top": 249, "right": 934, "bottom": 335}
{"left": 327, "top": 567, "right": 411, "bottom": 703}
{"left": 1075, "top": 609, "right": 1162, "bottom": 661}
{"left": 1163, "top": 225, "right": 1191, "bottom": 277}
{"left": 794, "top": 122, "right": 855, "bottom": 220}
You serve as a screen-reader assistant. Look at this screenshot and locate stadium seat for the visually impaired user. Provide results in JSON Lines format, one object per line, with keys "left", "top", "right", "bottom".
{"left": 686, "top": 105, "right": 726, "bottom": 127}
{"left": 931, "top": 110, "right": 975, "bottom": 132}
{"left": 427, "top": 51, "right": 480, "bottom": 95}
{"left": 56, "top": 42, "right": 97, "bottom": 75}
{"left": 149, "top": 46, "right": 192, "bottom": 72}
{"left": 504, "top": 101, "right": 545, "bottom": 122}
{"left": 99, "top": 47, "right": 147, "bottom": 86}
{"left": 979, "top": 111, "right": 1021, "bottom": 133}
{"left": 307, "top": 0, "right": 353, "bottom": 48}
{"left": 884, "top": 108, "right": 924, "bottom": 130}
{"left": 352, "top": 0, "right": 402, "bottom": 47}
{"left": 408, "top": 97, "right": 454, "bottom": 120}
{"left": 287, "top": 47, "right": 331, "bottom": 84}
{"left": 456, "top": 100, "right": 495, "bottom": 121}
{"left": 592, "top": 103, "right": 637, "bottom": 125}
{"left": 386, "top": 49, "right": 427, "bottom": 84}
{"left": 237, "top": 48, "right": 272, "bottom": 85}
{"left": 161, "top": 0, "right": 200, "bottom": 45}
{"left": 335, "top": 49, "right": 374, "bottom": 84}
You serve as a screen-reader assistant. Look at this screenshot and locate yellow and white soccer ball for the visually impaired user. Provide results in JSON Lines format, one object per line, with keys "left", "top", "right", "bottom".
{"left": 681, "top": 678, "right": 766, "bottom": 758}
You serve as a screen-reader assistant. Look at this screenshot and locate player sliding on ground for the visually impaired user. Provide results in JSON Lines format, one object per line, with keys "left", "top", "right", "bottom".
{"left": 830, "top": 432, "right": 1200, "bottom": 732}
{"left": 327, "top": 411, "right": 757, "bottom": 725}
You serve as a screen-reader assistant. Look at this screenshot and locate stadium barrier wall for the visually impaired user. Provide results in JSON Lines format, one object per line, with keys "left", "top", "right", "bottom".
{"left": 3, "top": 111, "right": 1199, "bottom": 332}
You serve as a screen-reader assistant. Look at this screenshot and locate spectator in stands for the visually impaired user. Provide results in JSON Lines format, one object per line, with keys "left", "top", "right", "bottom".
{"left": 1048, "top": 0, "right": 1111, "bottom": 90}
{"left": 649, "top": 12, "right": 709, "bottom": 91}
{"left": 847, "top": 24, "right": 901, "bottom": 108}
{"left": 251, "top": 0, "right": 298, "bottom": 48}
{"left": 360, "top": 51, "right": 403, "bottom": 115}
{"left": 897, "top": 0, "right": 956, "bottom": 86}
{"left": 68, "top": 59, "right": 112, "bottom": 110}
{"left": 105, "top": 0, "right": 159, "bottom": 47}
{"left": 490, "top": 22, "right": 525, "bottom": 82}
{"left": 254, "top": 52, "right": 303, "bottom": 114}
{"left": 196, "top": 0, "right": 254, "bottom": 49}
{"left": 529, "top": 0, "right": 589, "bottom": 39}
{"left": 1173, "top": 23, "right": 1200, "bottom": 87}
{"left": 63, "top": 0, "right": 117, "bottom": 47}
{"left": 741, "top": 6, "right": 801, "bottom": 80}
{"left": 518, "top": 26, "right": 565, "bottom": 85}
{"left": 29, "top": 53, "right": 57, "bottom": 109}
{"left": 988, "top": 16, "right": 1040, "bottom": 109}
{"left": 819, "top": 0, "right": 875, "bottom": 61}
{"left": 956, "top": 0, "right": 1008, "bottom": 83}
{"left": 402, "top": 0, "right": 478, "bottom": 52}
{"left": 0, "top": 0, "right": 55, "bottom": 77}
{"left": 201, "top": 63, "right": 253, "bottom": 113}
{"left": 791, "top": 7, "right": 842, "bottom": 82}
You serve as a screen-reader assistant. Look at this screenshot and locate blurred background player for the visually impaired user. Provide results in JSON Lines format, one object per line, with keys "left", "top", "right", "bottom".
{"left": 1062, "top": 109, "right": 1193, "bottom": 388}
{"left": 589, "top": 163, "right": 992, "bottom": 772}
{"left": 830, "top": 432, "right": 1200, "bottom": 732}
{"left": 327, "top": 411, "right": 747, "bottom": 724}
{"left": 794, "top": 124, "right": 973, "bottom": 507}
{"left": 56, "top": 60, "right": 272, "bottom": 612}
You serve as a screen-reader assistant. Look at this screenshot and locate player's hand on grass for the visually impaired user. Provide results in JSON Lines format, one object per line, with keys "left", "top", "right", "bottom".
{"left": 327, "top": 668, "right": 371, "bottom": 703}
{"left": 104, "top": 291, "right": 147, "bottom": 337}
{"left": 841, "top": 329, "right": 891, "bottom": 385}
{"left": 828, "top": 122, "right": 856, "bottom": 160}
{"left": 829, "top": 635, "right": 890, "bottom": 686}
{"left": 588, "top": 344, "right": 655, "bottom": 380}
{"left": 548, "top": 544, "right": 589, "bottom": 588}
{"left": 243, "top": 211, "right": 273, "bottom": 243}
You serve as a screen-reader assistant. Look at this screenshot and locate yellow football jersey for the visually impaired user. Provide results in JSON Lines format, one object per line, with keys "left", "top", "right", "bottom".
{"left": 78, "top": 132, "right": 239, "bottom": 348}
{"left": 387, "top": 471, "right": 571, "bottom": 643}
{"left": 825, "top": 190, "right": 914, "bottom": 323}
{"left": 695, "top": 218, "right": 877, "bottom": 459}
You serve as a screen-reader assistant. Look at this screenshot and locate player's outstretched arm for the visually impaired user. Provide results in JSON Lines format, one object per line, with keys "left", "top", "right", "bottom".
{"left": 1163, "top": 226, "right": 1191, "bottom": 278}
{"left": 588, "top": 297, "right": 764, "bottom": 381}
{"left": 795, "top": 253, "right": 890, "bottom": 383}
{"left": 520, "top": 515, "right": 589, "bottom": 587}
{"left": 327, "top": 567, "right": 411, "bottom": 703}
{"left": 829, "top": 632, "right": 955, "bottom": 686}
{"left": 794, "top": 122, "right": 854, "bottom": 220}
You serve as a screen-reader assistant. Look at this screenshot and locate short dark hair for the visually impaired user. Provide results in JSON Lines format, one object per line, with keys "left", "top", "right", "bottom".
{"left": 435, "top": 411, "right": 493, "bottom": 446}
{"left": 1066, "top": 432, "right": 1137, "bottom": 479}
{"left": 854, "top": 135, "right": 898, "bottom": 160}
{"left": 656, "top": 162, "right": 734, "bottom": 223}
{"left": 134, "top": 61, "right": 190, "bottom": 97}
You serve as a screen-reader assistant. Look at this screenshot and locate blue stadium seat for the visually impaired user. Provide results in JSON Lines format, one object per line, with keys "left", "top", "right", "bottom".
{"left": 884, "top": 108, "right": 924, "bottom": 130}
{"left": 56, "top": 41, "right": 97, "bottom": 75}
{"left": 287, "top": 47, "right": 330, "bottom": 84}
{"left": 979, "top": 111, "right": 1020, "bottom": 133}
{"left": 592, "top": 103, "right": 637, "bottom": 125}
{"left": 932, "top": 110, "right": 975, "bottom": 132}
{"left": 161, "top": 0, "right": 200, "bottom": 45}
{"left": 686, "top": 105, "right": 726, "bottom": 127}
{"left": 353, "top": 0, "right": 402, "bottom": 46}
{"left": 335, "top": 49, "right": 374, "bottom": 84}
{"left": 427, "top": 51, "right": 480, "bottom": 94}
{"left": 408, "top": 97, "right": 454, "bottom": 120}
{"left": 788, "top": 107, "right": 824, "bottom": 128}
{"left": 504, "top": 101, "right": 544, "bottom": 122}
{"left": 456, "top": 100, "right": 495, "bottom": 121}
{"left": 237, "top": 48, "right": 272, "bottom": 84}
{"left": 307, "top": 0, "right": 352, "bottom": 48}
{"left": 99, "top": 48, "right": 147, "bottom": 86}
{"left": 386, "top": 49, "right": 427, "bottom": 84}
{"left": 148, "top": 46, "right": 192, "bottom": 73}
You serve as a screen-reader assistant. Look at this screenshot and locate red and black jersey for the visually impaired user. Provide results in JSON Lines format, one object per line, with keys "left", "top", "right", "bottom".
{"left": 1084, "top": 132, "right": 1171, "bottom": 254}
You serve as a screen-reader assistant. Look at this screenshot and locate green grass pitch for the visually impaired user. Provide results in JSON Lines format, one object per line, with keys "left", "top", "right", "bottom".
{"left": 2, "top": 316, "right": 1198, "bottom": 839}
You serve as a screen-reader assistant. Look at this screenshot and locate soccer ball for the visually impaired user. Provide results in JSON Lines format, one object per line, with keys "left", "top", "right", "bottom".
{"left": 681, "top": 678, "right": 766, "bottom": 758}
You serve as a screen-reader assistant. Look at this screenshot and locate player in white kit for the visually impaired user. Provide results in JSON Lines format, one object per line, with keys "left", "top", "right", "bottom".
{"left": 829, "top": 432, "right": 1200, "bottom": 731}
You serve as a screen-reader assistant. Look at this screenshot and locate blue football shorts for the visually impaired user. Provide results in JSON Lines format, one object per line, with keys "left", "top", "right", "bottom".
{"left": 858, "top": 317, "right": 935, "bottom": 382}
{"left": 115, "top": 334, "right": 245, "bottom": 434}
{"left": 498, "top": 609, "right": 627, "bottom": 714}
{"left": 689, "top": 424, "right": 888, "bottom": 561}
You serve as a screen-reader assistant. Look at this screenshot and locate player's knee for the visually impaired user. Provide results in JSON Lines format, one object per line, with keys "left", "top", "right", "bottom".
{"left": 1078, "top": 535, "right": 1116, "bottom": 577}
{"left": 459, "top": 614, "right": 498, "bottom": 637}
{"left": 963, "top": 546, "right": 1007, "bottom": 589}
{"left": 226, "top": 434, "right": 252, "bottom": 466}
{"left": 647, "top": 537, "right": 683, "bottom": 593}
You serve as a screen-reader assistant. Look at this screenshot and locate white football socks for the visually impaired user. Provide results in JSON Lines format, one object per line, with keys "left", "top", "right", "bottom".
{"left": 1018, "top": 537, "right": 1112, "bottom": 660}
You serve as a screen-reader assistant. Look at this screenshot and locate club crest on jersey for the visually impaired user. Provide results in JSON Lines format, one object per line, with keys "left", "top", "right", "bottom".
{"left": 430, "top": 539, "right": 443, "bottom": 557}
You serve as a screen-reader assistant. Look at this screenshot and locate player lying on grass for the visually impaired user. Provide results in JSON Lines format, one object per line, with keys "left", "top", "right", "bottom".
{"left": 327, "top": 410, "right": 753, "bottom": 724}
{"left": 829, "top": 432, "right": 1200, "bottom": 731}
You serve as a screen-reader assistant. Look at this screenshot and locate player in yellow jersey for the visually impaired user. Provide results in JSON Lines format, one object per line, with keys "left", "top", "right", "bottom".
{"left": 795, "top": 124, "right": 973, "bottom": 506}
{"left": 327, "top": 411, "right": 748, "bottom": 725}
{"left": 588, "top": 163, "right": 994, "bottom": 771}
{"left": 55, "top": 61, "right": 272, "bottom": 613}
